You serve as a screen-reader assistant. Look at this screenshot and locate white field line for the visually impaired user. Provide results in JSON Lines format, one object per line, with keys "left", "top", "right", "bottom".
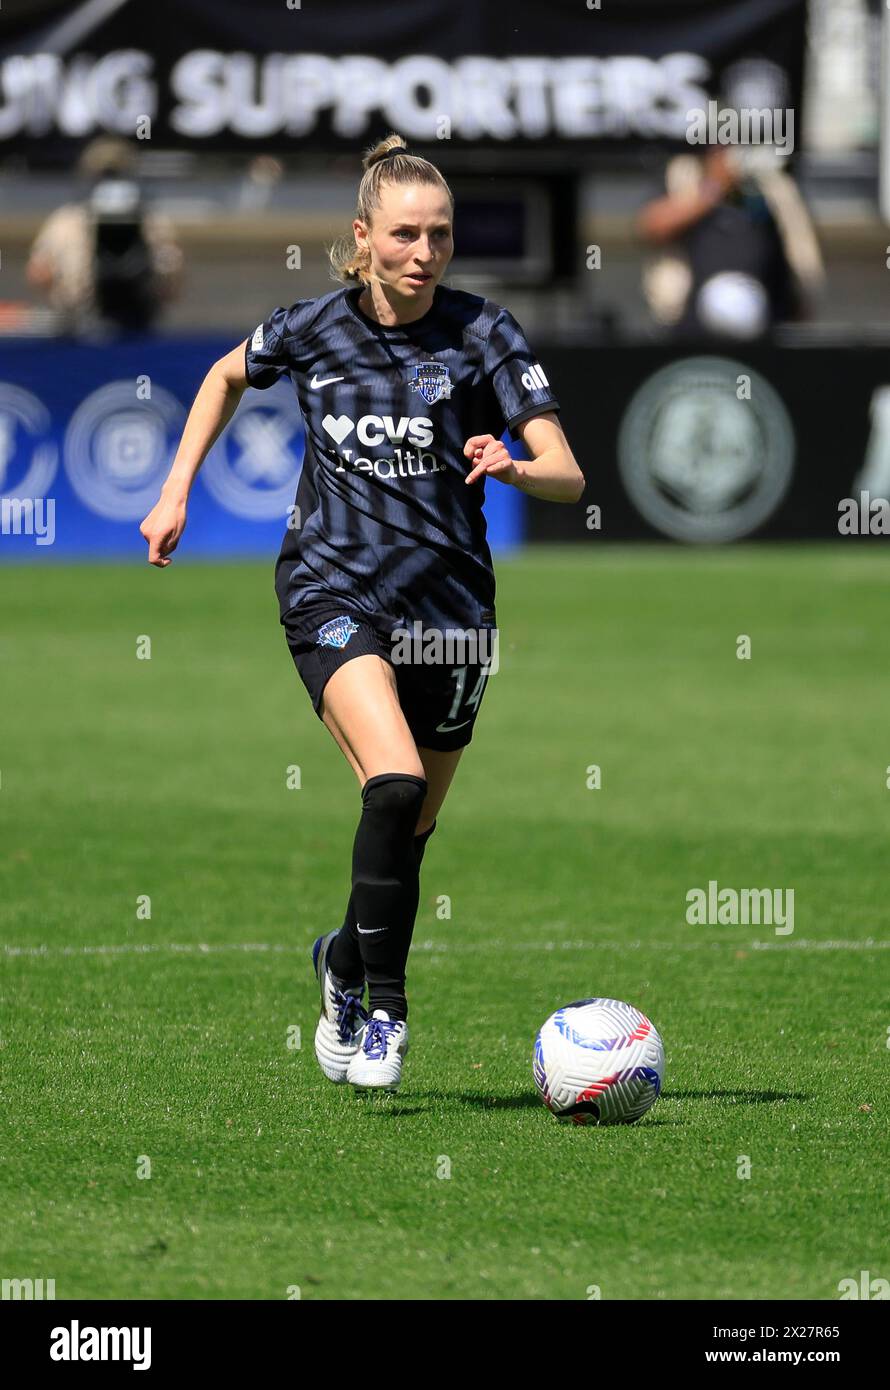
{"left": 2, "top": 937, "right": 889, "bottom": 959}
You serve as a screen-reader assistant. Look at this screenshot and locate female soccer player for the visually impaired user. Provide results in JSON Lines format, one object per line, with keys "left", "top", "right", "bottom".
{"left": 140, "top": 134, "right": 584, "bottom": 1093}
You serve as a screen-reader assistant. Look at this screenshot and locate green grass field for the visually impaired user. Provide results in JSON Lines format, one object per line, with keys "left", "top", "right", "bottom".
{"left": 1, "top": 544, "right": 888, "bottom": 1300}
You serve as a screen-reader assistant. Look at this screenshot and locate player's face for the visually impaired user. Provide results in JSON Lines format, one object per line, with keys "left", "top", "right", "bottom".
{"left": 357, "top": 183, "right": 453, "bottom": 299}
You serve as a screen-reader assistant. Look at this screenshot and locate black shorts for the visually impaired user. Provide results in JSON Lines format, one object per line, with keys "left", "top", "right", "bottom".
{"left": 282, "top": 595, "right": 495, "bottom": 752}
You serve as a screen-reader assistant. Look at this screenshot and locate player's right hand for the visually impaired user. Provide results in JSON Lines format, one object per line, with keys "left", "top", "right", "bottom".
{"left": 139, "top": 494, "right": 187, "bottom": 567}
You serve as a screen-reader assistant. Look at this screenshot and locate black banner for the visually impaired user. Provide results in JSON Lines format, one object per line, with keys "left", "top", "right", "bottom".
{"left": 3, "top": 1297, "right": 884, "bottom": 1367}
{"left": 0, "top": 0, "right": 805, "bottom": 160}
{"left": 525, "top": 343, "right": 890, "bottom": 543}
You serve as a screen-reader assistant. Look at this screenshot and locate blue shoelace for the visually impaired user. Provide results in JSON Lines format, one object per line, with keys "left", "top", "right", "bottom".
{"left": 362, "top": 1016, "right": 400, "bottom": 1059}
{"left": 334, "top": 990, "right": 368, "bottom": 1045}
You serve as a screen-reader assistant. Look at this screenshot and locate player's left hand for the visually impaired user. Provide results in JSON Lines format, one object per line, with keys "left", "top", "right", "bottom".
{"left": 463, "top": 434, "right": 519, "bottom": 487}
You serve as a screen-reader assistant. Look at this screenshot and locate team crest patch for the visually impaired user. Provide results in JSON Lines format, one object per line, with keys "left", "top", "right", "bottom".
{"left": 409, "top": 362, "right": 452, "bottom": 406}
{"left": 316, "top": 615, "right": 360, "bottom": 649}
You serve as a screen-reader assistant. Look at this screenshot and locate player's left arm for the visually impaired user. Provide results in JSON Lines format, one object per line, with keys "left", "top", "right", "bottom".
{"left": 463, "top": 412, "right": 585, "bottom": 504}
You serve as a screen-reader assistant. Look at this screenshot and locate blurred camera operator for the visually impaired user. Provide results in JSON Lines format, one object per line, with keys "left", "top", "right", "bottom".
{"left": 26, "top": 136, "right": 184, "bottom": 338}
{"left": 638, "top": 145, "right": 824, "bottom": 340}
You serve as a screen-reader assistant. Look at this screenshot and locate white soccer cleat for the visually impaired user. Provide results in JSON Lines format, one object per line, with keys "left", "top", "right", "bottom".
{"left": 346, "top": 1010, "right": 409, "bottom": 1093}
{"left": 312, "top": 931, "right": 367, "bottom": 1084}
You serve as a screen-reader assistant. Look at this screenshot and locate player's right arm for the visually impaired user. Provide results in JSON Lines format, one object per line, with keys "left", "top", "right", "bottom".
{"left": 139, "top": 339, "right": 249, "bottom": 567}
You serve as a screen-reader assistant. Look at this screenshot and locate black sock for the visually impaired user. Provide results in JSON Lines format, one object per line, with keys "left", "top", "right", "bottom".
{"left": 329, "top": 818, "right": 437, "bottom": 986}
{"left": 326, "top": 891, "right": 364, "bottom": 988}
{"left": 334, "top": 772, "right": 428, "bottom": 1023}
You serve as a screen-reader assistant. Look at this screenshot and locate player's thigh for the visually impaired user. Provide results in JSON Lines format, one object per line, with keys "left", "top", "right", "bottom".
{"left": 415, "top": 746, "right": 465, "bottom": 834}
{"left": 320, "top": 653, "right": 424, "bottom": 786}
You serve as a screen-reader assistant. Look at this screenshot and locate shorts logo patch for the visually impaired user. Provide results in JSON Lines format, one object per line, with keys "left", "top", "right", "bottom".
{"left": 251, "top": 324, "right": 264, "bottom": 351}
{"left": 316, "top": 615, "right": 360, "bottom": 649}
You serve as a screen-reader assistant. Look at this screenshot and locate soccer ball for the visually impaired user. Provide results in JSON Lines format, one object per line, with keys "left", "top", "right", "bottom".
{"left": 533, "top": 998, "right": 665, "bottom": 1125}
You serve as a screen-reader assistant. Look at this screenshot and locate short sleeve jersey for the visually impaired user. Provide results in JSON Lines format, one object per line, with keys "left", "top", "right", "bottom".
{"left": 244, "top": 283, "right": 560, "bottom": 637}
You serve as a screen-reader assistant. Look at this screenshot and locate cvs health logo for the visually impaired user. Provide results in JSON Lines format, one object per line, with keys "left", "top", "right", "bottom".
{"left": 321, "top": 413, "right": 433, "bottom": 448}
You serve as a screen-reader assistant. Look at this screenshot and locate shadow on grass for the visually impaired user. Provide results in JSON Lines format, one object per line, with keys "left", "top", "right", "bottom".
{"left": 667, "top": 1089, "right": 808, "bottom": 1104}
{"left": 453, "top": 1093, "right": 685, "bottom": 1123}
{"left": 432, "top": 1089, "right": 808, "bottom": 1109}
{"left": 351, "top": 1092, "right": 538, "bottom": 1115}
{"left": 352, "top": 1088, "right": 807, "bottom": 1118}
{"left": 453, "top": 1092, "right": 541, "bottom": 1109}
{"left": 359, "top": 1105, "right": 428, "bottom": 1117}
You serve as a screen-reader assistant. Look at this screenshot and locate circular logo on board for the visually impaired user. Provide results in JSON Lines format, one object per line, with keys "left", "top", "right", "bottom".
{"left": 617, "top": 357, "right": 795, "bottom": 542}
{"left": 0, "top": 383, "right": 58, "bottom": 500}
{"left": 64, "top": 382, "right": 185, "bottom": 521}
{"left": 201, "top": 384, "right": 303, "bottom": 520}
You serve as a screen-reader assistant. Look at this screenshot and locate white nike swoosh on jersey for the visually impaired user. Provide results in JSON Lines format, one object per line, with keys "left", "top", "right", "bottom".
{"left": 310, "top": 374, "right": 345, "bottom": 388}
{"left": 356, "top": 924, "right": 387, "bottom": 935}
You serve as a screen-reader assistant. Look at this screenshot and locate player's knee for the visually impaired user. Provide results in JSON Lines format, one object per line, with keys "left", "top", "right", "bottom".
{"left": 355, "top": 774, "right": 429, "bottom": 876}
{"left": 361, "top": 772, "right": 428, "bottom": 833}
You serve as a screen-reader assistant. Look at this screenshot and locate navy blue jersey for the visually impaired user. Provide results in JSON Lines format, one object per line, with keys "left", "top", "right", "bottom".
{"left": 243, "top": 283, "right": 560, "bottom": 636}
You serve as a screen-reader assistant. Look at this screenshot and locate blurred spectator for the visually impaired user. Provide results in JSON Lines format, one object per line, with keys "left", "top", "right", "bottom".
{"left": 236, "top": 155, "right": 284, "bottom": 212}
{"left": 637, "top": 146, "right": 824, "bottom": 340}
{"left": 26, "top": 137, "right": 184, "bottom": 338}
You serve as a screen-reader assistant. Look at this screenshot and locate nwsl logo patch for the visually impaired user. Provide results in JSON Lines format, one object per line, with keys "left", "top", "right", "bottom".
{"left": 316, "top": 615, "right": 359, "bottom": 649}
{"left": 409, "top": 362, "right": 452, "bottom": 406}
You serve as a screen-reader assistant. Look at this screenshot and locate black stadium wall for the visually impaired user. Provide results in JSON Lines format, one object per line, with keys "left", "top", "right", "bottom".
{"left": 523, "top": 345, "right": 890, "bottom": 544}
